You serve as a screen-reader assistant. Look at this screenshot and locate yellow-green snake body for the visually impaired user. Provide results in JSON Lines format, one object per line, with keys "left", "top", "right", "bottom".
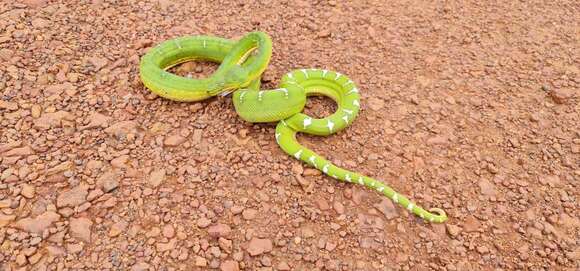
{"left": 139, "top": 32, "right": 448, "bottom": 223}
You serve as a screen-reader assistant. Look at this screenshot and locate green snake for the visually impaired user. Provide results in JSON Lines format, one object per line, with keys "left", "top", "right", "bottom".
{"left": 139, "top": 32, "right": 448, "bottom": 223}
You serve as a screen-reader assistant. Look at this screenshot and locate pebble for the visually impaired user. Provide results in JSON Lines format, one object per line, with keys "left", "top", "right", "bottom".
{"left": 131, "top": 262, "right": 151, "bottom": 271}
{"left": 446, "top": 224, "right": 462, "bottom": 237}
{"left": 549, "top": 88, "right": 575, "bottom": 104}
{"left": 374, "top": 199, "right": 398, "bottom": 219}
{"left": 99, "top": 171, "right": 120, "bottom": 193}
{"left": 463, "top": 216, "right": 481, "bottom": 232}
{"left": 220, "top": 260, "right": 240, "bottom": 271}
{"left": 20, "top": 183, "right": 35, "bottom": 198}
{"left": 208, "top": 223, "right": 232, "bottom": 238}
{"left": 195, "top": 256, "right": 208, "bottom": 267}
{"left": 0, "top": 214, "right": 16, "bottom": 227}
{"left": 162, "top": 224, "right": 175, "bottom": 238}
{"left": 104, "top": 121, "right": 138, "bottom": 138}
{"left": 277, "top": 261, "right": 291, "bottom": 270}
{"left": 69, "top": 217, "right": 93, "bottom": 242}
{"left": 15, "top": 211, "right": 60, "bottom": 234}
{"left": 479, "top": 179, "right": 497, "bottom": 196}
{"left": 164, "top": 134, "right": 187, "bottom": 146}
{"left": 367, "top": 97, "right": 385, "bottom": 110}
{"left": 149, "top": 169, "right": 166, "bottom": 188}
{"left": 81, "top": 112, "right": 111, "bottom": 130}
{"left": 242, "top": 208, "right": 258, "bottom": 220}
{"left": 197, "top": 217, "right": 211, "bottom": 228}
{"left": 56, "top": 185, "right": 89, "bottom": 208}
{"left": 333, "top": 201, "right": 345, "bottom": 214}
{"left": 109, "top": 220, "right": 128, "bottom": 237}
{"left": 246, "top": 238, "right": 273, "bottom": 256}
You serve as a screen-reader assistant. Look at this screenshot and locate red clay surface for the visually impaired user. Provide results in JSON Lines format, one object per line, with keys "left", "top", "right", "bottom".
{"left": 0, "top": 0, "right": 578, "bottom": 270}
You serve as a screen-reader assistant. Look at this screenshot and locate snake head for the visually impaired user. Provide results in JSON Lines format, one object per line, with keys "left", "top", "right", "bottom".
{"left": 206, "top": 65, "right": 250, "bottom": 96}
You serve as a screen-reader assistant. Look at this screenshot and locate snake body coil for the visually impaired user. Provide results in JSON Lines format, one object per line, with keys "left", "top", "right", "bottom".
{"left": 139, "top": 32, "right": 448, "bottom": 223}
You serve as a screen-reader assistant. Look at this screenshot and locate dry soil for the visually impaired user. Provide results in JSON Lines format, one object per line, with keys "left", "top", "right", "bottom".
{"left": 0, "top": 0, "right": 579, "bottom": 271}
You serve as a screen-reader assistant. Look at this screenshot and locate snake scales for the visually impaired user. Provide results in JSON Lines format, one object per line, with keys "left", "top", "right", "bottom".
{"left": 139, "top": 31, "right": 448, "bottom": 223}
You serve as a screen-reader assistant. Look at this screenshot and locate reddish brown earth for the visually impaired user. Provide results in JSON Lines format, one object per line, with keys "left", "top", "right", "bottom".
{"left": 0, "top": 0, "right": 578, "bottom": 270}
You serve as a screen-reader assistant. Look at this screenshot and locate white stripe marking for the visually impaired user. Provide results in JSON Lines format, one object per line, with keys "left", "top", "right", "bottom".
{"left": 258, "top": 91, "right": 264, "bottom": 101}
{"left": 322, "top": 164, "right": 329, "bottom": 174}
{"left": 327, "top": 120, "right": 334, "bottom": 132}
{"left": 239, "top": 91, "right": 246, "bottom": 103}
{"left": 294, "top": 149, "right": 303, "bottom": 159}
{"left": 303, "top": 117, "right": 312, "bottom": 129}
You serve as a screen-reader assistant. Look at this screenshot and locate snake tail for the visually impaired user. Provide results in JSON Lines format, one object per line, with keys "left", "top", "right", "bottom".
{"left": 276, "top": 122, "right": 448, "bottom": 223}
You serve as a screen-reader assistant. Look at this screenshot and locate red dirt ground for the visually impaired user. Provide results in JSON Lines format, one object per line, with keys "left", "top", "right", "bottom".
{"left": 0, "top": 0, "right": 578, "bottom": 270}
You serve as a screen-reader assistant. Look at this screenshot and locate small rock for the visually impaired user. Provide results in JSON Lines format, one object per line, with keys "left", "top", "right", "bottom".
{"left": 162, "top": 224, "right": 175, "bottom": 238}
{"left": 195, "top": 256, "right": 208, "bottom": 267}
{"left": 374, "top": 199, "right": 398, "bottom": 220}
{"left": 476, "top": 246, "right": 489, "bottom": 254}
{"left": 277, "top": 261, "right": 291, "bottom": 270}
{"left": 23, "top": 0, "right": 48, "bottom": 8}
{"left": 0, "top": 100, "right": 18, "bottom": 110}
{"left": 164, "top": 134, "right": 186, "bottom": 146}
{"left": 87, "top": 189, "right": 104, "bottom": 201}
{"left": 20, "top": 184, "right": 35, "bottom": 198}
{"left": 0, "top": 199, "right": 11, "bottom": 208}
{"left": 31, "top": 105, "right": 41, "bottom": 118}
{"left": 0, "top": 214, "right": 16, "bottom": 227}
{"left": 316, "top": 198, "right": 330, "bottom": 211}
{"left": 67, "top": 243, "right": 84, "bottom": 254}
{"left": 44, "top": 83, "right": 75, "bottom": 96}
{"left": 368, "top": 97, "right": 384, "bottom": 111}
{"left": 15, "top": 211, "right": 60, "bottom": 234}
{"left": 246, "top": 238, "right": 273, "bottom": 256}
{"left": 109, "top": 220, "right": 128, "bottom": 237}
{"left": 463, "top": 216, "right": 481, "bottom": 232}
{"left": 131, "top": 262, "right": 151, "bottom": 271}
{"left": 33, "top": 111, "right": 74, "bottom": 130}
{"left": 2, "top": 146, "right": 34, "bottom": 157}
{"left": 197, "top": 217, "right": 211, "bottom": 228}
{"left": 208, "top": 223, "right": 231, "bottom": 238}
{"left": 156, "top": 239, "right": 176, "bottom": 252}
{"left": 149, "top": 169, "right": 166, "bottom": 188}
{"left": 333, "top": 201, "right": 345, "bottom": 214}
{"left": 446, "top": 224, "right": 462, "bottom": 237}
{"left": 479, "top": 179, "right": 496, "bottom": 196}
{"left": 56, "top": 185, "right": 89, "bottom": 208}
{"left": 98, "top": 171, "right": 119, "bottom": 193}
{"left": 220, "top": 260, "right": 240, "bottom": 271}
{"left": 104, "top": 121, "right": 138, "bottom": 138}
{"left": 549, "top": 88, "right": 575, "bottom": 104}
{"left": 46, "top": 161, "right": 72, "bottom": 175}
{"left": 303, "top": 168, "right": 321, "bottom": 176}
{"left": 69, "top": 217, "right": 92, "bottom": 242}
{"left": 242, "top": 208, "right": 257, "bottom": 220}
{"left": 88, "top": 56, "right": 108, "bottom": 71}
{"left": 81, "top": 112, "right": 111, "bottom": 130}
